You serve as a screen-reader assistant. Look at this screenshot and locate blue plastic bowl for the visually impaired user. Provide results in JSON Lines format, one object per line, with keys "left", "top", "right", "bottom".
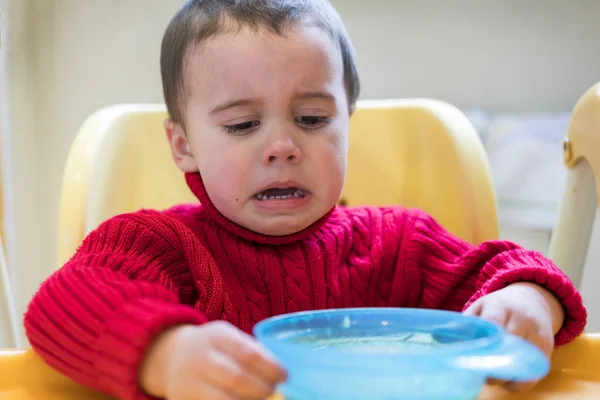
{"left": 253, "top": 308, "right": 550, "bottom": 400}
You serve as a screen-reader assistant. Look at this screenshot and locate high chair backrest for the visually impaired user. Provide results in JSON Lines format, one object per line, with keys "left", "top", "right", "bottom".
{"left": 57, "top": 104, "right": 197, "bottom": 267}
{"left": 57, "top": 100, "right": 499, "bottom": 267}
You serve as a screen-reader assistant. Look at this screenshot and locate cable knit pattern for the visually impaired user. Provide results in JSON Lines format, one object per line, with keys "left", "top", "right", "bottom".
{"left": 25, "top": 172, "right": 586, "bottom": 400}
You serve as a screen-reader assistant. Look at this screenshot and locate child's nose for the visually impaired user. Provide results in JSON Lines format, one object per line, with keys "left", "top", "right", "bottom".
{"left": 262, "top": 136, "right": 302, "bottom": 165}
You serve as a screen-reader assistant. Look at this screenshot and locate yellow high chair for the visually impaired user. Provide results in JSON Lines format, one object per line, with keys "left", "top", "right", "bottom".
{"left": 1, "top": 87, "right": 600, "bottom": 399}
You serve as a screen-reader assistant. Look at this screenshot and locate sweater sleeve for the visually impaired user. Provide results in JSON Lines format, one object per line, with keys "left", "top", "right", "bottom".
{"left": 387, "top": 208, "right": 586, "bottom": 346}
{"left": 24, "top": 211, "right": 207, "bottom": 400}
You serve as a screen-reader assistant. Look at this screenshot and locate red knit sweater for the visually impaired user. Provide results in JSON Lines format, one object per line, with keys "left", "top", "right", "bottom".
{"left": 25, "top": 173, "right": 586, "bottom": 400}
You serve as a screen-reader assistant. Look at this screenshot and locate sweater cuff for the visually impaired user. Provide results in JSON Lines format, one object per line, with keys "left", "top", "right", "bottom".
{"left": 94, "top": 298, "right": 207, "bottom": 400}
{"left": 464, "top": 250, "right": 587, "bottom": 347}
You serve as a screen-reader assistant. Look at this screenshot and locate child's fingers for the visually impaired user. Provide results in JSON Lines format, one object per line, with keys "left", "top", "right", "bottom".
{"left": 477, "top": 303, "right": 510, "bottom": 327}
{"left": 462, "top": 299, "right": 483, "bottom": 317}
{"left": 203, "top": 349, "right": 275, "bottom": 399}
{"left": 212, "top": 322, "right": 288, "bottom": 383}
{"left": 230, "top": 337, "right": 288, "bottom": 383}
{"left": 487, "top": 315, "right": 547, "bottom": 394}
{"left": 506, "top": 313, "right": 554, "bottom": 357}
{"left": 505, "top": 314, "right": 530, "bottom": 338}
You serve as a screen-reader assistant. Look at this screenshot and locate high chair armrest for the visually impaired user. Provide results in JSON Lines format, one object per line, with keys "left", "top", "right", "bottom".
{"left": 0, "top": 348, "right": 114, "bottom": 400}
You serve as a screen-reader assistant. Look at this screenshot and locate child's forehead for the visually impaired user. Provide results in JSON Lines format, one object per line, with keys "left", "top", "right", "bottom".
{"left": 183, "top": 26, "right": 344, "bottom": 97}
{"left": 195, "top": 23, "right": 337, "bottom": 60}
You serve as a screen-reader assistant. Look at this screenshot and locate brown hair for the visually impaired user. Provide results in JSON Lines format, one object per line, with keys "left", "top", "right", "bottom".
{"left": 160, "top": 0, "right": 360, "bottom": 124}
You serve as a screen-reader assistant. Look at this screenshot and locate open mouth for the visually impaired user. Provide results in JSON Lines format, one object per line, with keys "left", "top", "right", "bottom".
{"left": 254, "top": 187, "right": 308, "bottom": 201}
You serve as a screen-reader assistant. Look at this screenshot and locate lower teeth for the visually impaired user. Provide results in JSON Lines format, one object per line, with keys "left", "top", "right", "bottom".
{"left": 257, "top": 190, "right": 305, "bottom": 201}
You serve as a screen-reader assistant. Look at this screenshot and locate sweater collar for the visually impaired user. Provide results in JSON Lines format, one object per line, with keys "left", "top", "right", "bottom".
{"left": 185, "top": 172, "right": 334, "bottom": 244}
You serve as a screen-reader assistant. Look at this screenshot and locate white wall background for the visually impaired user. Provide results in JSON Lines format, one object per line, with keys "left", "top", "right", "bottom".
{"left": 2, "top": 0, "right": 600, "bottom": 344}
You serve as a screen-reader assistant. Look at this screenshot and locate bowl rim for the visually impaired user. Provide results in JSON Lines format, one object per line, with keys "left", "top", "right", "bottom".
{"left": 253, "top": 307, "right": 505, "bottom": 369}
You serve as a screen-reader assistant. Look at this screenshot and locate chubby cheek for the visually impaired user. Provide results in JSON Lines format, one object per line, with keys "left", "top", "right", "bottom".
{"left": 194, "top": 140, "right": 253, "bottom": 209}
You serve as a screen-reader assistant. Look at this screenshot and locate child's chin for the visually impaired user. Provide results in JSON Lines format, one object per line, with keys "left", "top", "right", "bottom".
{"left": 251, "top": 215, "right": 317, "bottom": 236}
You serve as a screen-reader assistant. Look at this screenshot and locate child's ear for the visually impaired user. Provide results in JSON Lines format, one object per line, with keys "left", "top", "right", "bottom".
{"left": 164, "top": 119, "right": 199, "bottom": 173}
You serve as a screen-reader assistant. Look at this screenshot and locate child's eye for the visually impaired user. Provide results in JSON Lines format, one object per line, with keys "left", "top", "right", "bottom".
{"left": 296, "top": 116, "right": 329, "bottom": 130}
{"left": 224, "top": 120, "right": 260, "bottom": 135}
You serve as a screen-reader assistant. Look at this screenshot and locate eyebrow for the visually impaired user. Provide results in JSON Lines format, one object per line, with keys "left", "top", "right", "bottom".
{"left": 295, "top": 90, "right": 336, "bottom": 102}
{"left": 210, "top": 98, "right": 257, "bottom": 115}
{"left": 209, "top": 91, "right": 336, "bottom": 115}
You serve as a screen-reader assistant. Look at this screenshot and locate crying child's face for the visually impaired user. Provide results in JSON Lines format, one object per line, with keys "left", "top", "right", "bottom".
{"left": 167, "top": 23, "right": 350, "bottom": 236}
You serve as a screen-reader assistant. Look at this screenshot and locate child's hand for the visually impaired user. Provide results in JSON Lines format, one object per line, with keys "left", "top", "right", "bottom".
{"left": 139, "top": 321, "right": 287, "bottom": 400}
{"left": 463, "top": 282, "right": 565, "bottom": 392}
